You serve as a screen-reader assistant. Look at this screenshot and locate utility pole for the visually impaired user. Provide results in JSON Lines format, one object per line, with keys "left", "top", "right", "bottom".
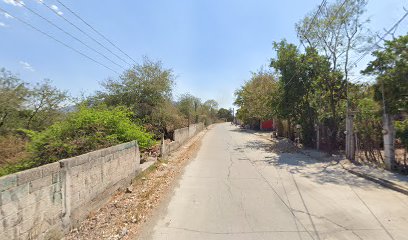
{"left": 345, "top": 74, "right": 355, "bottom": 161}
{"left": 381, "top": 79, "right": 395, "bottom": 170}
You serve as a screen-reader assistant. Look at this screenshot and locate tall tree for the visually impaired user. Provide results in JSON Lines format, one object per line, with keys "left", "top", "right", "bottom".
{"left": 26, "top": 79, "right": 69, "bottom": 130}
{"left": 201, "top": 100, "right": 219, "bottom": 124}
{"left": 270, "top": 41, "right": 302, "bottom": 122}
{"left": 98, "top": 57, "right": 175, "bottom": 120}
{"left": 217, "top": 108, "right": 233, "bottom": 122}
{"left": 270, "top": 41, "right": 336, "bottom": 146}
{"left": 177, "top": 93, "right": 201, "bottom": 124}
{"left": 362, "top": 34, "right": 408, "bottom": 115}
{"left": 296, "top": 0, "right": 371, "bottom": 81}
{"left": 0, "top": 69, "right": 29, "bottom": 132}
{"left": 234, "top": 68, "right": 277, "bottom": 127}
{"left": 149, "top": 101, "right": 188, "bottom": 137}
{"left": 295, "top": 0, "right": 372, "bottom": 149}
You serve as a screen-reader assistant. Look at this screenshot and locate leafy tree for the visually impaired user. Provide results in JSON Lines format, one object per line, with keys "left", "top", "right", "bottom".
{"left": 270, "top": 41, "right": 337, "bottom": 146}
{"left": 177, "top": 93, "right": 201, "bottom": 124}
{"left": 149, "top": 101, "right": 188, "bottom": 138}
{"left": 0, "top": 69, "right": 29, "bottom": 132}
{"left": 354, "top": 97, "right": 384, "bottom": 162}
{"left": 217, "top": 108, "right": 233, "bottom": 122}
{"left": 295, "top": 0, "right": 372, "bottom": 150}
{"left": 296, "top": 0, "right": 371, "bottom": 79}
{"left": 198, "top": 100, "right": 219, "bottom": 125}
{"left": 203, "top": 100, "right": 218, "bottom": 111}
{"left": 98, "top": 57, "right": 175, "bottom": 120}
{"left": 396, "top": 120, "right": 408, "bottom": 149}
{"left": 27, "top": 106, "right": 154, "bottom": 166}
{"left": 305, "top": 48, "right": 345, "bottom": 149}
{"left": 203, "top": 100, "right": 218, "bottom": 118}
{"left": 362, "top": 34, "right": 408, "bottom": 115}
{"left": 270, "top": 41, "right": 302, "bottom": 122}
{"left": 395, "top": 120, "right": 408, "bottom": 163}
{"left": 25, "top": 79, "right": 69, "bottom": 130}
{"left": 234, "top": 68, "right": 277, "bottom": 127}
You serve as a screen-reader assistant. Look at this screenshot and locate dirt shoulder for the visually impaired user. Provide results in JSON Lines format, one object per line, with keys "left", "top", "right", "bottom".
{"left": 65, "top": 127, "right": 209, "bottom": 240}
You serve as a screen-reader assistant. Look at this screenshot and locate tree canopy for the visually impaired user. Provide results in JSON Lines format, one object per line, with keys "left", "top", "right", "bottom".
{"left": 98, "top": 57, "right": 175, "bottom": 119}
{"left": 234, "top": 69, "right": 277, "bottom": 126}
{"left": 362, "top": 35, "right": 408, "bottom": 115}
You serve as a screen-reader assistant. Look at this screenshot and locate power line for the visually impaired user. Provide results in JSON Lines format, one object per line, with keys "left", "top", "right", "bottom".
{"left": 56, "top": 0, "right": 137, "bottom": 64}
{"left": 310, "top": 0, "right": 328, "bottom": 31}
{"left": 349, "top": 10, "right": 408, "bottom": 68}
{"left": 0, "top": 7, "right": 120, "bottom": 74}
{"left": 283, "top": 0, "right": 328, "bottom": 88}
{"left": 345, "top": 9, "right": 408, "bottom": 90}
{"left": 326, "top": 0, "right": 348, "bottom": 27}
{"left": 283, "top": 0, "right": 351, "bottom": 88}
{"left": 38, "top": 0, "right": 132, "bottom": 67}
{"left": 18, "top": 1, "right": 125, "bottom": 71}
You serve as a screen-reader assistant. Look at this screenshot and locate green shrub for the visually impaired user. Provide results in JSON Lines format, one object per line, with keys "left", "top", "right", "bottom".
{"left": 28, "top": 106, "right": 154, "bottom": 166}
{"left": 396, "top": 119, "right": 408, "bottom": 149}
{"left": 0, "top": 159, "right": 37, "bottom": 177}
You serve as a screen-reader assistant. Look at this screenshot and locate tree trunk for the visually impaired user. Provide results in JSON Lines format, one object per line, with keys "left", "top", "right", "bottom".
{"left": 329, "top": 96, "right": 338, "bottom": 154}
{"left": 383, "top": 114, "right": 396, "bottom": 170}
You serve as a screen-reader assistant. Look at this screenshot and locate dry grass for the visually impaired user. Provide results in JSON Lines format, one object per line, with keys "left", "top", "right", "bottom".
{"left": 355, "top": 147, "right": 407, "bottom": 173}
{"left": 0, "top": 134, "right": 29, "bottom": 166}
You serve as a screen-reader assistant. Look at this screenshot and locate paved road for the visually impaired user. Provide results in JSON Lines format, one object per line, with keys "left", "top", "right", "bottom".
{"left": 142, "top": 123, "right": 408, "bottom": 240}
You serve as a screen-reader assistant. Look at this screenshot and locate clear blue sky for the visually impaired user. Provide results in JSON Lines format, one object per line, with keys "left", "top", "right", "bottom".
{"left": 0, "top": 0, "right": 407, "bottom": 108}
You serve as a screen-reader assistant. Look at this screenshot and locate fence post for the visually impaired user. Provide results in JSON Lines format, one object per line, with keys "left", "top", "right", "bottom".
{"left": 383, "top": 114, "right": 395, "bottom": 170}
{"left": 160, "top": 133, "right": 165, "bottom": 157}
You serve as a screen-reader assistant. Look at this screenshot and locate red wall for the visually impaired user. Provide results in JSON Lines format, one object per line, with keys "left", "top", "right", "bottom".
{"left": 261, "top": 120, "right": 273, "bottom": 130}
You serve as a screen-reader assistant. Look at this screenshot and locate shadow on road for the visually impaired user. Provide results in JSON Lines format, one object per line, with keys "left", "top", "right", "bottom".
{"left": 243, "top": 139, "right": 384, "bottom": 190}
{"left": 228, "top": 128, "right": 255, "bottom": 134}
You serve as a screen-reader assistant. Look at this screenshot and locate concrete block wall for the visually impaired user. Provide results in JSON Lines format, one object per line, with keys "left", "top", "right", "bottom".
{"left": 189, "top": 122, "right": 204, "bottom": 138}
{"left": 0, "top": 141, "right": 140, "bottom": 240}
{"left": 0, "top": 162, "right": 63, "bottom": 240}
{"left": 174, "top": 127, "right": 189, "bottom": 144}
{"left": 61, "top": 141, "right": 139, "bottom": 227}
{"left": 196, "top": 122, "right": 204, "bottom": 133}
{"left": 162, "top": 123, "right": 205, "bottom": 156}
{"left": 188, "top": 124, "right": 197, "bottom": 138}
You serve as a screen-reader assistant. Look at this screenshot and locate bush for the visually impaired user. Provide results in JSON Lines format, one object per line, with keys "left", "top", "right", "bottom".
{"left": 28, "top": 106, "right": 154, "bottom": 166}
{"left": 396, "top": 119, "right": 408, "bottom": 149}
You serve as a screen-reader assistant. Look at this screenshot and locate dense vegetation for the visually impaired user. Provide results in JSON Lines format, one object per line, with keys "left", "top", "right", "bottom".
{"left": 0, "top": 57, "right": 223, "bottom": 176}
{"left": 234, "top": 0, "right": 407, "bottom": 167}
{"left": 28, "top": 107, "right": 155, "bottom": 165}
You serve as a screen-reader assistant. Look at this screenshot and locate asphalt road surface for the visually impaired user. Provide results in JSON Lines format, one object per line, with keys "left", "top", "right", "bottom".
{"left": 141, "top": 123, "right": 408, "bottom": 240}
